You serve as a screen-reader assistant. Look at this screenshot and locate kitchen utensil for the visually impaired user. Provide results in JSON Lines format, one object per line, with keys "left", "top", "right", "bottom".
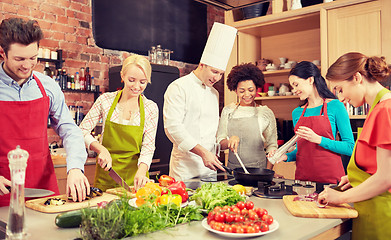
{"left": 283, "top": 195, "right": 358, "bottom": 218}
{"left": 234, "top": 152, "right": 250, "bottom": 174}
{"left": 222, "top": 165, "right": 274, "bottom": 186}
{"left": 108, "top": 168, "right": 133, "bottom": 192}
{"left": 25, "top": 193, "right": 119, "bottom": 213}
{"left": 5, "top": 186, "right": 54, "bottom": 198}
{"left": 268, "top": 135, "right": 299, "bottom": 164}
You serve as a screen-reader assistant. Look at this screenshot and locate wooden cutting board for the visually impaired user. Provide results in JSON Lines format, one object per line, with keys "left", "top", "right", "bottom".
{"left": 283, "top": 195, "right": 358, "bottom": 218}
{"left": 106, "top": 187, "right": 136, "bottom": 198}
{"left": 25, "top": 193, "right": 119, "bottom": 213}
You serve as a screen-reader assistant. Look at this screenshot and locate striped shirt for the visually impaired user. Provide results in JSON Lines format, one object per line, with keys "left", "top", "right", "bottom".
{"left": 79, "top": 91, "right": 158, "bottom": 168}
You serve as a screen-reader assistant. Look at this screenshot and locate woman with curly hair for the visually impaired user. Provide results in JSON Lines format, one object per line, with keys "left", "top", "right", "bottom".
{"left": 217, "top": 63, "right": 278, "bottom": 170}
{"left": 318, "top": 52, "right": 391, "bottom": 239}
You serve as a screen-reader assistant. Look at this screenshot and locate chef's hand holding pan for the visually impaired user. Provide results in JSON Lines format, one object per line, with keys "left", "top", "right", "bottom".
{"left": 0, "top": 176, "right": 11, "bottom": 195}
{"left": 227, "top": 136, "right": 240, "bottom": 153}
{"left": 318, "top": 175, "right": 351, "bottom": 205}
{"left": 67, "top": 169, "right": 91, "bottom": 202}
{"left": 296, "top": 126, "right": 322, "bottom": 144}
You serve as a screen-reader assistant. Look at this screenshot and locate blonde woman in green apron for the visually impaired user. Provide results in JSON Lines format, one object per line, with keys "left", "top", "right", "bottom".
{"left": 217, "top": 63, "right": 278, "bottom": 171}
{"left": 318, "top": 52, "right": 391, "bottom": 240}
{"left": 80, "top": 55, "right": 158, "bottom": 191}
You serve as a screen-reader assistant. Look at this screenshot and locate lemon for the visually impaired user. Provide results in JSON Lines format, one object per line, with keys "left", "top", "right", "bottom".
{"left": 232, "top": 184, "right": 246, "bottom": 195}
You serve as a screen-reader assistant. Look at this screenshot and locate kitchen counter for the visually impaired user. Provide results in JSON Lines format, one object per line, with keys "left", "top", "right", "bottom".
{"left": 0, "top": 181, "right": 351, "bottom": 240}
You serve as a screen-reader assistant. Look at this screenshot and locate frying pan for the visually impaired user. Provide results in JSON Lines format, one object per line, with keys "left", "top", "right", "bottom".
{"left": 222, "top": 165, "right": 274, "bottom": 187}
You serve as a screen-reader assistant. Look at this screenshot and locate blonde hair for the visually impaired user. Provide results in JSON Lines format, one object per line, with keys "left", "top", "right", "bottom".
{"left": 121, "top": 54, "right": 152, "bottom": 83}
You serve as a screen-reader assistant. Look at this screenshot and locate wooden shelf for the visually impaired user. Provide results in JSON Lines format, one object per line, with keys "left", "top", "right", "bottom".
{"left": 263, "top": 68, "right": 291, "bottom": 76}
{"left": 255, "top": 95, "right": 299, "bottom": 100}
{"left": 349, "top": 115, "right": 367, "bottom": 120}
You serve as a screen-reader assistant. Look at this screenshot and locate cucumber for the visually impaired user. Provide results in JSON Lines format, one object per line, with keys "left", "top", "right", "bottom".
{"left": 55, "top": 210, "right": 82, "bottom": 228}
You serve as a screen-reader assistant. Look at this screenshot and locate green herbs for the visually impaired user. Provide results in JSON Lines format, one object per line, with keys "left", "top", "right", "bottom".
{"left": 189, "top": 182, "right": 246, "bottom": 211}
{"left": 80, "top": 198, "right": 203, "bottom": 240}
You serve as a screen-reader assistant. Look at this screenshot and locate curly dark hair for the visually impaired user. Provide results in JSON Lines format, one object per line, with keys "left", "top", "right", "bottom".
{"left": 227, "top": 63, "right": 265, "bottom": 91}
{"left": 0, "top": 18, "right": 43, "bottom": 56}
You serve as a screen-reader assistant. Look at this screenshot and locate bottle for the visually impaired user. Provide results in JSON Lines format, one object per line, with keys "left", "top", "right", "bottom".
{"left": 43, "top": 62, "right": 51, "bottom": 77}
{"left": 61, "top": 69, "right": 67, "bottom": 90}
{"left": 76, "top": 106, "right": 84, "bottom": 125}
{"left": 91, "top": 76, "right": 95, "bottom": 92}
{"left": 71, "top": 75, "right": 75, "bottom": 90}
{"left": 85, "top": 67, "right": 91, "bottom": 91}
{"left": 156, "top": 45, "right": 163, "bottom": 64}
{"left": 55, "top": 69, "right": 61, "bottom": 87}
{"left": 75, "top": 72, "right": 80, "bottom": 90}
{"left": 268, "top": 135, "right": 299, "bottom": 164}
{"left": 69, "top": 105, "right": 76, "bottom": 123}
{"left": 66, "top": 74, "right": 71, "bottom": 90}
{"left": 80, "top": 67, "right": 85, "bottom": 91}
{"left": 6, "top": 146, "right": 29, "bottom": 239}
{"left": 149, "top": 46, "right": 156, "bottom": 63}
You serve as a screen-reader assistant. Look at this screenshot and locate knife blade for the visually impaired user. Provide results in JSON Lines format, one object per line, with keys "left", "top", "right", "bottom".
{"left": 6, "top": 186, "right": 54, "bottom": 198}
{"left": 108, "top": 168, "right": 133, "bottom": 192}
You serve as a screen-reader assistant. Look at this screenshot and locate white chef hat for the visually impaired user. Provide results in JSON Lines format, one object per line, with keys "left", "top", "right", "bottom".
{"left": 200, "top": 22, "right": 237, "bottom": 71}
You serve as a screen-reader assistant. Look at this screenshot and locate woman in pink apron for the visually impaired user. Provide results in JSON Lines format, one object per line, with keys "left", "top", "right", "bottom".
{"left": 319, "top": 52, "right": 391, "bottom": 239}
{"left": 79, "top": 55, "right": 158, "bottom": 191}
{"left": 281, "top": 61, "right": 355, "bottom": 184}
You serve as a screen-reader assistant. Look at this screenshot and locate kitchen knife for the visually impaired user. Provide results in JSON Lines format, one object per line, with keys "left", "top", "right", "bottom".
{"left": 108, "top": 168, "right": 133, "bottom": 192}
{"left": 6, "top": 186, "right": 54, "bottom": 198}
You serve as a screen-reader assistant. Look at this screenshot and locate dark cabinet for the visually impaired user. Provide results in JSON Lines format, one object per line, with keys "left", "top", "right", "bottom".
{"left": 109, "top": 64, "right": 180, "bottom": 177}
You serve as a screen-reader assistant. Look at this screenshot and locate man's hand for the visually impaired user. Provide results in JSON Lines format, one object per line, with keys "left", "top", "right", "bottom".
{"left": 0, "top": 176, "right": 11, "bottom": 196}
{"left": 66, "top": 169, "right": 90, "bottom": 202}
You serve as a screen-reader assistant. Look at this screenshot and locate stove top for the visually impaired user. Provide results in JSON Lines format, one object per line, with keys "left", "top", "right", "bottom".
{"left": 251, "top": 179, "right": 320, "bottom": 199}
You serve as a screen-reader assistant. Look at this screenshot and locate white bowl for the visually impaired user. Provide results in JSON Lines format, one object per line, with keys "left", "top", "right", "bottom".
{"left": 285, "top": 92, "right": 293, "bottom": 96}
{"left": 268, "top": 91, "right": 276, "bottom": 96}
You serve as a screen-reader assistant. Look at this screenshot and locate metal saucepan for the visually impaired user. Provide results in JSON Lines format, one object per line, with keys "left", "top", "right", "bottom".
{"left": 222, "top": 165, "right": 274, "bottom": 186}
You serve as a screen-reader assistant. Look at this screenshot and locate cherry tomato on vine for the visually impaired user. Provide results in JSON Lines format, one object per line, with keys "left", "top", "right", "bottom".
{"left": 236, "top": 201, "right": 245, "bottom": 210}
{"left": 262, "top": 214, "right": 274, "bottom": 225}
{"left": 245, "top": 201, "right": 254, "bottom": 210}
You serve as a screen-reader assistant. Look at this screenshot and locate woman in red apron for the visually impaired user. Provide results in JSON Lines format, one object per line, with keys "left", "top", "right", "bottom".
{"left": 79, "top": 55, "right": 158, "bottom": 191}
{"left": 319, "top": 52, "right": 391, "bottom": 239}
{"left": 282, "top": 61, "right": 354, "bottom": 184}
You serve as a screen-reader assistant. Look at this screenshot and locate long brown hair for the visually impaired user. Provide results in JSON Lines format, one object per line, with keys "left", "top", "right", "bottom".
{"left": 326, "top": 52, "right": 391, "bottom": 82}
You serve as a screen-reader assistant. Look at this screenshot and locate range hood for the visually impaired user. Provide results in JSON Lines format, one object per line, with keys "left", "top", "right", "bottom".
{"left": 194, "top": 0, "right": 270, "bottom": 10}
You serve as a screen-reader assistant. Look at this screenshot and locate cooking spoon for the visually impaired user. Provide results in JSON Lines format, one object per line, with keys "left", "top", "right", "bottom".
{"left": 234, "top": 152, "right": 250, "bottom": 174}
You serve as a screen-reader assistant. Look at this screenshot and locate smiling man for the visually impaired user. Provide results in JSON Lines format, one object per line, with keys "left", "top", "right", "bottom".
{"left": 0, "top": 17, "right": 90, "bottom": 206}
{"left": 163, "top": 22, "right": 237, "bottom": 181}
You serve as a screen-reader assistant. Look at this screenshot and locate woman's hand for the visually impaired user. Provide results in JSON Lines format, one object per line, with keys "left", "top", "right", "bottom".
{"left": 338, "top": 175, "right": 352, "bottom": 191}
{"left": 134, "top": 163, "right": 151, "bottom": 190}
{"left": 296, "top": 126, "right": 322, "bottom": 144}
{"left": 227, "top": 136, "right": 240, "bottom": 153}
{"left": 317, "top": 175, "right": 351, "bottom": 205}
{"left": 97, "top": 148, "right": 112, "bottom": 171}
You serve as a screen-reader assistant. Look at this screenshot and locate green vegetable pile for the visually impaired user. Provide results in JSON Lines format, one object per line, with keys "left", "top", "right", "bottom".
{"left": 80, "top": 198, "right": 203, "bottom": 240}
{"left": 189, "top": 182, "right": 246, "bottom": 211}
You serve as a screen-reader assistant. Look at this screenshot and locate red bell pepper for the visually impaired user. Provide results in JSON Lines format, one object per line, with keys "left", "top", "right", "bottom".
{"left": 158, "top": 175, "right": 176, "bottom": 187}
{"left": 161, "top": 181, "right": 189, "bottom": 203}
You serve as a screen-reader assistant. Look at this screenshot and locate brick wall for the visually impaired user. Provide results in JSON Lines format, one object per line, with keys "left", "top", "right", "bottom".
{"left": 1, "top": 1, "right": 224, "bottom": 145}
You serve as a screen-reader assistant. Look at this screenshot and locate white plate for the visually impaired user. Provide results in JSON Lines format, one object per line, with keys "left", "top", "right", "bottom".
{"left": 128, "top": 198, "right": 188, "bottom": 208}
{"left": 201, "top": 218, "right": 279, "bottom": 238}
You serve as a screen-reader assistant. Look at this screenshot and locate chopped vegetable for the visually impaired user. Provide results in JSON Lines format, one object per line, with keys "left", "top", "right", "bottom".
{"left": 189, "top": 182, "right": 246, "bottom": 211}
{"left": 44, "top": 198, "right": 65, "bottom": 206}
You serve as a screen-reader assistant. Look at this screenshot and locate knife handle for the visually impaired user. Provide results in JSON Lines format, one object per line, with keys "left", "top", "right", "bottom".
{"left": 5, "top": 186, "right": 11, "bottom": 192}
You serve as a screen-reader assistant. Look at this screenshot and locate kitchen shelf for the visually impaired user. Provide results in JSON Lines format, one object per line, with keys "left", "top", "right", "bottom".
{"left": 255, "top": 95, "right": 299, "bottom": 100}
{"left": 38, "top": 49, "right": 64, "bottom": 69}
{"left": 263, "top": 68, "right": 291, "bottom": 76}
{"left": 349, "top": 115, "right": 367, "bottom": 120}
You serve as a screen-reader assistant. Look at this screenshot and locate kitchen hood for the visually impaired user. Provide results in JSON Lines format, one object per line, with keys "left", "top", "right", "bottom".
{"left": 194, "top": 0, "right": 270, "bottom": 10}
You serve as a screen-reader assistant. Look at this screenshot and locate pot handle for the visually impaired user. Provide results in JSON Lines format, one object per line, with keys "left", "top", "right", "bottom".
{"left": 222, "top": 165, "right": 234, "bottom": 175}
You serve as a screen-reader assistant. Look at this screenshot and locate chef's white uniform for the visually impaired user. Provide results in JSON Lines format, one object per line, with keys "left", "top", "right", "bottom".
{"left": 163, "top": 72, "right": 218, "bottom": 180}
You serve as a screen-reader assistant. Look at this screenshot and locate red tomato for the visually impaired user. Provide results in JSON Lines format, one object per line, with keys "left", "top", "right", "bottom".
{"left": 236, "top": 226, "right": 244, "bottom": 234}
{"left": 214, "top": 213, "right": 225, "bottom": 222}
{"left": 223, "top": 225, "right": 233, "bottom": 233}
{"left": 255, "top": 208, "right": 268, "bottom": 218}
{"left": 231, "top": 224, "right": 238, "bottom": 233}
{"left": 253, "top": 224, "right": 261, "bottom": 233}
{"left": 249, "top": 212, "right": 258, "bottom": 220}
{"left": 236, "top": 201, "right": 245, "bottom": 210}
{"left": 225, "top": 213, "right": 235, "bottom": 223}
{"left": 231, "top": 206, "right": 241, "bottom": 214}
{"left": 246, "top": 226, "right": 256, "bottom": 233}
{"left": 245, "top": 201, "right": 254, "bottom": 210}
{"left": 241, "top": 208, "right": 248, "bottom": 216}
{"left": 235, "top": 215, "right": 244, "bottom": 222}
{"left": 259, "top": 222, "right": 269, "bottom": 232}
{"left": 223, "top": 205, "right": 232, "bottom": 212}
{"left": 262, "top": 214, "right": 274, "bottom": 225}
{"left": 214, "top": 206, "right": 223, "bottom": 212}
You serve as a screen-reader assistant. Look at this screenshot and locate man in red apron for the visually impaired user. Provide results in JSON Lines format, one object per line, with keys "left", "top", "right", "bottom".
{"left": 0, "top": 18, "right": 90, "bottom": 206}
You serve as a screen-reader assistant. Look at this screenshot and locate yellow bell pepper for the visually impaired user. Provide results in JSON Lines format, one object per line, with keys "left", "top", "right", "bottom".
{"left": 158, "top": 194, "right": 182, "bottom": 207}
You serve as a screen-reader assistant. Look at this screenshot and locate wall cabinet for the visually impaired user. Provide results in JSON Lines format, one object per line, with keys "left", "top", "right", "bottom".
{"left": 224, "top": 0, "right": 390, "bottom": 120}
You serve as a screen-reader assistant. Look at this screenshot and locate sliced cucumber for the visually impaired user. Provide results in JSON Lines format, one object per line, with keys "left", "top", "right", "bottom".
{"left": 55, "top": 210, "right": 82, "bottom": 228}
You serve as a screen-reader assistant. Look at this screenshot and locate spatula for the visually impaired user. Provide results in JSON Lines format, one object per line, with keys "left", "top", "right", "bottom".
{"left": 234, "top": 152, "right": 250, "bottom": 174}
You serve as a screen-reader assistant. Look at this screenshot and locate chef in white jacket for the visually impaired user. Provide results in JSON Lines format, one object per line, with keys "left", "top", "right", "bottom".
{"left": 163, "top": 22, "right": 237, "bottom": 181}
